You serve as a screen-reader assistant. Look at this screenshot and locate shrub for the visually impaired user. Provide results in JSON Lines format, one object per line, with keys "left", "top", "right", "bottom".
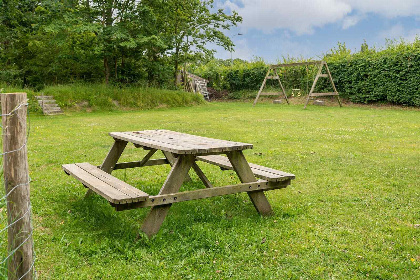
{"left": 192, "top": 39, "right": 420, "bottom": 106}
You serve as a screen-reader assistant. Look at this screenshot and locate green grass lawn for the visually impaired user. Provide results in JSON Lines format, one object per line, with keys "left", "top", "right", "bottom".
{"left": 2, "top": 102, "right": 419, "bottom": 279}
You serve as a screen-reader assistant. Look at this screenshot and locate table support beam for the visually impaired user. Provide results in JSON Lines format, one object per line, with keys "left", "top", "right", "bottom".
{"left": 112, "top": 180, "right": 290, "bottom": 210}
{"left": 141, "top": 154, "right": 194, "bottom": 237}
{"left": 85, "top": 139, "right": 127, "bottom": 198}
{"left": 163, "top": 151, "right": 192, "bottom": 182}
{"left": 192, "top": 162, "right": 213, "bottom": 188}
{"left": 227, "top": 151, "right": 273, "bottom": 215}
{"left": 113, "top": 158, "right": 169, "bottom": 170}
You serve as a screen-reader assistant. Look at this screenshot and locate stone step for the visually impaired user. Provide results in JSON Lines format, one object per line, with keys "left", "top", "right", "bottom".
{"left": 43, "top": 106, "right": 61, "bottom": 111}
{"left": 38, "top": 99, "right": 56, "bottom": 104}
{"left": 35, "top": 95, "right": 63, "bottom": 115}
{"left": 44, "top": 110, "right": 63, "bottom": 115}
{"left": 35, "top": 95, "right": 54, "bottom": 99}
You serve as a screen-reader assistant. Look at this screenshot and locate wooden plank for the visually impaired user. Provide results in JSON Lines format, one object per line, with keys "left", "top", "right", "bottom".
{"left": 197, "top": 155, "right": 295, "bottom": 182}
{"left": 111, "top": 131, "right": 190, "bottom": 154}
{"left": 163, "top": 151, "right": 192, "bottom": 182}
{"left": 113, "top": 180, "right": 290, "bottom": 210}
{"left": 110, "top": 130, "right": 253, "bottom": 155}
{"left": 266, "top": 76, "right": 279, "bottom": 79}
{"left": 85, "top": 139, "right": 127, "bottom": 197}
{"left": 42, "top": 107, "right": 61, "bottom": 111}
{"left": 324, "top": 62, "right": 343, "bottom": 107}
{"left": 37, "top": 100, "right": 55, "bottom": 103}
{"left": 318, "top": 74, "right": 328, "bottom": 77}
{"left": 63, "top": 163, "right": 133, "bottom": 204}
{"left": 226, "top": 151, "right": 273, "bottom": 215}
{"left": 253, "top": 68, "right": 270, "bottom": 106}
{"left": 101, "top": 140, "right": 128, "bottom": 173}
{"left": 76, "top": 163, "right": 148, "bottom": 200}
{"left": 35, "top": 96, "right": 54, "bottom": 99}
{"left": 309, "top": 92, "right": 339, "bottom": 97}
{"left": 271, "top": 61, "right": 322, "bottom": 68}
{"left": 304, "top": 62, "right": 324, "bottom": 109}
{"left": 192, "top": 162, "right": 213, "bottom": 188}
{"left": 143, "top": 130, "right": 252, "bottom": 150}
{"left": 141, "top": 154, "right": 195, "bottom": 237}
{"left": 113, "top": 158, "right": 169, "bottom": 170}
{"left": 138, "top": 148, "right": 157, "bottom": 166}
{"left": 276, "top": 68, "right": 290, "bottom": 104}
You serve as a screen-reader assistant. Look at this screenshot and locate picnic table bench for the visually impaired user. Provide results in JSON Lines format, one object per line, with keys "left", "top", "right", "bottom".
{"left": 63, "top": 130, "right": 295, "bottom": 237}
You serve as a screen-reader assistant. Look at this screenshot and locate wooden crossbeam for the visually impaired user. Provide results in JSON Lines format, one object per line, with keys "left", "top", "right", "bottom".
{"left": 253, "top": 68, "right": 289, "bottom": 105}
{"left": 309, "top": 92, "right": 339, "bottom": 97}
{"left": 304, "top": 61, "right": 342, "bottom": 109}
{"left": 271, "top": 61, "right": 322, "bottom": 68}
{"left": 112, "top": 180, "right": 291, "bottom": 211}
{"left": 113, "top": 158, "right": 169, "bottom": 170}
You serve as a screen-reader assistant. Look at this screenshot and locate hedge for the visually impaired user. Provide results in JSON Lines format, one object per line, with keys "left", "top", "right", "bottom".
{"left": 193, "top": 40, "right": 420, "bottom": 106}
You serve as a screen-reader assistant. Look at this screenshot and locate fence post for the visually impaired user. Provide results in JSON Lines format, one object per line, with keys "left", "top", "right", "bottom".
{"left": 1, "top": 93, "right": 34, "bottom": 280}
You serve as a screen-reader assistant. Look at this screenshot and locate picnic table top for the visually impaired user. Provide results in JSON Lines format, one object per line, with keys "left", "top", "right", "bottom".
{"left": 109, "top": 129, "right": 253, "bottom": 155}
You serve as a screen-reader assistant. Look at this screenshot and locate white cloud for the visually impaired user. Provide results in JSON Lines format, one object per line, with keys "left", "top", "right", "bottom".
{"left": 224, "top": 0, "right": 351, "bottom": 35}
{"left": 377, "top": 24, "right": 420, "bottom": 42}
{"left": 222, "top": 0, "right": 420, "bottom": 34}
{"left": 342, "top": 14, "right": 365, "bottom": 29}
{"left": 344, "top": 0, "right": 420, "bottom": 18}
{"left": 231, "top": 38, "right": 253, "bottom": 60}
{"left": 207, "top": 38, "right": 253, "bottom": 61}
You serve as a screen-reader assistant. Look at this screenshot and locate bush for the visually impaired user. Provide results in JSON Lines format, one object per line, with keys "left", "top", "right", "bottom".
{"left": 324, "top": 40, "right": 420, "bottom": 106}
{"left": 192, "top": 39, "right": 420, "bottom": 106}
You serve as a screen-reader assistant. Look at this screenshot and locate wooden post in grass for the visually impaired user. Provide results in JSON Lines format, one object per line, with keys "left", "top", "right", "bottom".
{"left": 1, "top": 93, "right": 34, "bottom": 280}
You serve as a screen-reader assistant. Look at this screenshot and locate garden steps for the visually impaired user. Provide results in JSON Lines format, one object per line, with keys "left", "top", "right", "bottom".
{"left": 35, "top": 95, "right": 63, "bottom": 115}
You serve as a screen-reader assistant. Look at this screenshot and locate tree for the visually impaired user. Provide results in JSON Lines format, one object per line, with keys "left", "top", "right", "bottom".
{"left": 142, "top": 0, "right": 242, "bottom": 83}
{"left": 0, "top": 0, "right": 242, "bottom": 87}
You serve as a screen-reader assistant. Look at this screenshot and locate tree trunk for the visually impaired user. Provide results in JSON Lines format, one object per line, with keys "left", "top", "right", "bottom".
{"left": 114, "top": 56, "right": 118, "bottom": 80}
{"left": 104, "top": 57, "right": 110, "bottom": 84}
{"left": 103, "top": 2, "right": 113, "bottom": 84}
{"left": 174, "top": 45, "right": 180, "bottom": 85}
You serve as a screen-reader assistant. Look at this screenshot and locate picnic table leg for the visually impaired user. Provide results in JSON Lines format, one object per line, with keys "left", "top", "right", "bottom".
{"left": 192, "top": 162, "right": 213, "bottom": 188}
{"left": 163, "top": 151, "right": 192, "bottom": 182}
{"left": 226, "top": 151, "right": 273, "bottom": 215}
{"left": 141, "top": 154, "right": 194, "bottom": 237}
{"left": 85, "top": 139, "right": 127, "bottom": 198}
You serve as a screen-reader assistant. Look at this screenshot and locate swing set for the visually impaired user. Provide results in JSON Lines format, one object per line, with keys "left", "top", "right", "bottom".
{"left": 253, "top": 61, "right": 342, "bottom": 109}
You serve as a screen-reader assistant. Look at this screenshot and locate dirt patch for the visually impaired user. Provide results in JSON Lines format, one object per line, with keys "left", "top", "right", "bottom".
{"left": 208, "top": 87, "right": 229, "bottom": 100}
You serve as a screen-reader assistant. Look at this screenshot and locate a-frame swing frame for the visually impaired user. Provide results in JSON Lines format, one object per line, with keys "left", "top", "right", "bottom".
{"left": 253, "top": 61, "right": 342, "bottom": 108}
{"left": 253, "top": 67, "right": 289, "bottom": 105}
{"left": 303, "top": 61, "right": 342, "bottom": 109}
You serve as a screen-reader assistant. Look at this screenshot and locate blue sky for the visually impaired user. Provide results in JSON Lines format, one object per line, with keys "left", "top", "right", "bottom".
{"left": 213, "top": 0, "right": 420, "bottom": 63}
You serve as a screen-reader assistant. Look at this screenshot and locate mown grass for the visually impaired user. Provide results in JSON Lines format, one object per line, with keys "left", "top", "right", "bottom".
{"left": 1, "top": 102, "right": 419, "bottom": 279}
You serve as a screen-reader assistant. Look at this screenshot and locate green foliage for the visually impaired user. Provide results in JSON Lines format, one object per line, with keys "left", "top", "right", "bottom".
{"left": 194, "top": 40, "right": 420, "bottom": 106}
{"left": 323, "top": 39, "right": 420, "bottom": 106}
{"left": 0, "top": 82, "right": 205, "bottom": 111}
{"left": 193, "top": 58, "right": 268, "bottom": 91}
{"left": 42, "top": 83, "right": 205, "bottom": 110}
{"left": 0, "top": 0, "right": 241, "bottom": 88}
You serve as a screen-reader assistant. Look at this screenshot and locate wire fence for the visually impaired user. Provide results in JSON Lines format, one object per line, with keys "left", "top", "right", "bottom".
{"left": 0, "top": 94, "right": 36, "bottom": 279}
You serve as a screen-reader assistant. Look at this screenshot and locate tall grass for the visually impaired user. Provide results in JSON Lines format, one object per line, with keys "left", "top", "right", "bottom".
{"left": 1, "top": 83, "right": 205, "bottom": 111}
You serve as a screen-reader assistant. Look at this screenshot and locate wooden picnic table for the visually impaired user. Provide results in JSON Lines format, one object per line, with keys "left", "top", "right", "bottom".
{"left": 63, "top": 130, "right": 295, "bottom": 237}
